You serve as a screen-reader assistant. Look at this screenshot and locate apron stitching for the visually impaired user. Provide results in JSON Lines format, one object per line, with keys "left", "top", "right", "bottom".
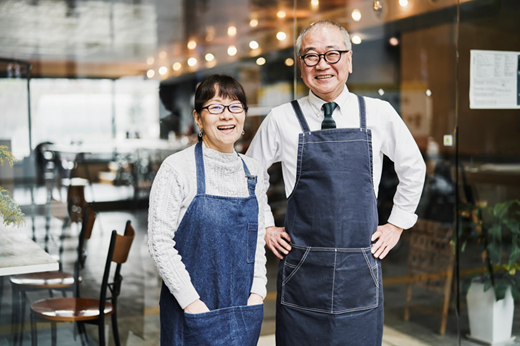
{"left": 331, "top": 248, "right": 337, "bottom": 313}
{"left": 362, "top": 249, "right": 379, "bottom": 288}
{"left": 281, "top": 247, "right": 310, "bottom": 286}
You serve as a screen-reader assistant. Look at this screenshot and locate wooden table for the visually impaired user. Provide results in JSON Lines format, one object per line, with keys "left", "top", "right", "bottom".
{"left": 0, "top": 225, "right": 58, "bottom": 276}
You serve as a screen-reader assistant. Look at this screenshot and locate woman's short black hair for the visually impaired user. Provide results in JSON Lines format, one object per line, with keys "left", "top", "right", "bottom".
{"left": 194, "top": 74, "right": 248, "bottom": 114}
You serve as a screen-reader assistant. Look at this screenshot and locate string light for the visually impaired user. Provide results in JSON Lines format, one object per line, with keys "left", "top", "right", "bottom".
{"left": 227, "top": 45, "right": 237, "bottom": 56}
{"left": 276, "top": 32, "right": 287, "bottom": 41}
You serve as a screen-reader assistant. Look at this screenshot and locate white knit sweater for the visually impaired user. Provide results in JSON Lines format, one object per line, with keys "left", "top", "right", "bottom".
{"left": 147, "top": 141, "right": 267, "bottom": 309}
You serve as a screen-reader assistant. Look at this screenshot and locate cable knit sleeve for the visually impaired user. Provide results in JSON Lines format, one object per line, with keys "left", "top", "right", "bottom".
{"left": 250, "top": 160, "right": 268, "bottom": 299}
{"left": 147, "top": 160, "right": 200, "bottom": 309}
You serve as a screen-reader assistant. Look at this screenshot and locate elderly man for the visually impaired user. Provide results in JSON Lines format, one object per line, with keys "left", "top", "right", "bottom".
{"left": 246, "top": 20, "right": 426, "bottom": 345}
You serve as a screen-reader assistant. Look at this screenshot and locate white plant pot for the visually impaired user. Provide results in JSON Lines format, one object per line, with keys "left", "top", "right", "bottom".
{"left": 466, "top": 281, "right": 515, "bottom": 345}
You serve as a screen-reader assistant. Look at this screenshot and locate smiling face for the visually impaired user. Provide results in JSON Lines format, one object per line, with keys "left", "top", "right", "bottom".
{"left": 193, "top": 87, "right": 245, "bottom": 153}
{"left": 299, "top": 25, "right": 353, "bottom": 102}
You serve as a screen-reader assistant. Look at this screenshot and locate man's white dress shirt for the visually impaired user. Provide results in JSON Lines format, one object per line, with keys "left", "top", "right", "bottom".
{"left": 246, "top": 85, "right": 426, "bottom": 230}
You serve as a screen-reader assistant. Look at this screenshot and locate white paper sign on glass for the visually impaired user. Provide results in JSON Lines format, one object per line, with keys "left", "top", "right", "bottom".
{"left": 469, "top": 50, "right": 520, "bottom": 109}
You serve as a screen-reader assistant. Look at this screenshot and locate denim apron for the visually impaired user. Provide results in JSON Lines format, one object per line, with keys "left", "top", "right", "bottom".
{"left": 276, "top": 95, "right": 383, "bottom": 346}
{"left": 160, "top": 141, "right": 264, "bottom": 345}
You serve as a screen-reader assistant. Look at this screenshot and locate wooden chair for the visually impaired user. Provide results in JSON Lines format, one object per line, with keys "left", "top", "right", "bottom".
{"left": 30, "top": 220, "right": 135, "bottom": 346}
{"left": 403, "top": 219, "right": 455, "bottom": 335}
{"left": 9, "top": 205, "right": 96, "bottom": 346}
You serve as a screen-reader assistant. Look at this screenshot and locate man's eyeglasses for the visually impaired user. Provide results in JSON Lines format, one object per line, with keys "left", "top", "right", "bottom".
{"left": 202, "top": 103, "right": 245, "bottom": 114}
{"left": 300, "top": 50, "right": 350, "bottom": 67}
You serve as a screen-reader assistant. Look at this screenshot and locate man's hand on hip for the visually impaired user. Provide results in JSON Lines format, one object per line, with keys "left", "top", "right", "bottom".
{"left": 370, "top": 223, "right": 403, "bottom": 259}
{"left": 265, "top": 226, "right": 292, "bottom": 259}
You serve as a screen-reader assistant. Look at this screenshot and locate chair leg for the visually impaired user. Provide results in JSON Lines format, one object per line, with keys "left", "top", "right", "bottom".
{"left": 51, "top": 321, "right": 57, "bottom": 346}
{"left": 11, "top": 285, "right": 20, "bottom": 346}
{"left": 78, "top": 322, "right": 88, "bottom": 346}
{"left": 112, "top": 311, "right": 121, "bottom": 346}
{"left": 30, "top": 311, "right": 37, "bottom": 346}
{"left": 19, "top": 291, "right": 27, "bottom": 346}
{"left": 0, "top": 277, "right": 3, "bottom": 318}
{"left": 98, "top": 316, "right": 105, "bottom": 346}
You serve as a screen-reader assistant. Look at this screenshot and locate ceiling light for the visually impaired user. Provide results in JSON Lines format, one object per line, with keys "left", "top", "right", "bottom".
{"left": 187, "top": 40, "right": 197, "bottom": 50}
{"left": 187, "top": 58, "right": 197, "bottom": 66}
{"left": 159, "top": 51, "right": 167, "bottom": 59}
{"left": 285, "top": 58, "right": 294, "bottom": 67}
{"left": 389, "top": 37, "right": 399, "bottom": 46}
{"left": 249, "top": 41, "right": 259, "bottom": 49}
{"left": 205, "top": 53, "right": 215, "bottom": 62}
{"left": 147, "top": 57, "right": 154, "bottom": 65}
{"left": 351, "top": 35, "right": 362, "bottom": 44}
{"left": 172, "top": 62, "right": 182, "bottom": 71}
{"left": 250, "top": 19, "right": 258, "bottom": 27}
{"left": 158, "top": 66, "right": 168, "bottom": 75}
{"left": 399, "top": 0, "right": 409, "bottom": 7}
{"left": 311, "top": 0, "right": 319, "bottom": 7}
{"left": 277, "top": 11, "right": 286, "bottom": 18}
{"left": 146, "top": 69, "right": 155, "bottom": 78}
{"left": 425, "top": 89, "right": 432, "bottom": 97}
{"left": 276, "top": 32, "right": 287, "bottom": 41}
{"left": 228, "top": 26, "right": 237, "bottom": 36}
{"left": 378, "top": 89, "right": 385, "bottom": 96}
{"left": 352, "top": 9, "right": 361, "bottom": 21}
{"left": 256, "top": 57, "right": 266, "bottom": 66}
{"left": 227, "top": 45, "right": 237, "bottom": 56}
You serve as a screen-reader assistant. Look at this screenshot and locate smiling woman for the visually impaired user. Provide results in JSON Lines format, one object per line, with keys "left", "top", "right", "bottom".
{"left": 147, "top": 74, "right": 267, "bottom": 345}
{"left": 193, "top": 75, "right": 249, "bottom": 153}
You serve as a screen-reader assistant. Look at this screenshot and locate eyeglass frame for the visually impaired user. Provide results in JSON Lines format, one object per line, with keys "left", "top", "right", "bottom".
{"left": 299, "top": 49, "right": 350, "bottom": 67}
{"left": 201, "top": 103, "right": 245, "bottom": 114}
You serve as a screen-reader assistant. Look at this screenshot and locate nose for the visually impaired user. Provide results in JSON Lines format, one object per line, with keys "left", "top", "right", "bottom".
{"left": 220, "top": 109, "right": 233, "bottom": 119}
{"left": 316, "top": 56, "right": 330, "bottom": 69}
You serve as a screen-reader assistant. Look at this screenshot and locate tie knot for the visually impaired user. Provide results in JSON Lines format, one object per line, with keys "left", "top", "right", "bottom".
{"left": 322, "top": 102, "right": 338, "bottom": 116}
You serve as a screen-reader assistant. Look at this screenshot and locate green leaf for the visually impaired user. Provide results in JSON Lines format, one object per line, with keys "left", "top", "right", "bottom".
{"left": 494, "top": 283, "right": 507, "bottom": 301}
{"left": 487, "top": 242, "right": 501, "bottom": 264}
{"left": 484, "top": 279, "right": 492, "bottom": 292}
{"left": 509, "top": 237, "right": 520, "bottom": 268}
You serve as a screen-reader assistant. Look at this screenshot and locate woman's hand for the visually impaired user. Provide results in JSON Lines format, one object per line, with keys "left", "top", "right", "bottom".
{"left": 184, "top": 299, "right": 210, "bottom": 314}
{"left": 265, "top": 226, "right": 291, "bottom": 259}
{"left": 247, "top": 293, "right": 264, "bottom": 306}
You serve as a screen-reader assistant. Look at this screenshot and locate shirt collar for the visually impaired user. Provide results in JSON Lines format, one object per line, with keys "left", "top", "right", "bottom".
{"left": 307, "top": 85, "right": 350, "bottom": 117}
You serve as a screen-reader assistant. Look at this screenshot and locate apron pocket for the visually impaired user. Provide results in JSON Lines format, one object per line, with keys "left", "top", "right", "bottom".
{"left": 247, "top": 222, "right": 258, "bottom": 263}
{"left": 282, "top": 246, "right": 336, "bottom": 313}
{"left": 184, "top": 304, "right": 263, "bottom": 346}
{"left": 282, "top": 246, "right": 379, "bottom": 314}
{"left": 332, "top": 249, "right": 379, "bottom": 313}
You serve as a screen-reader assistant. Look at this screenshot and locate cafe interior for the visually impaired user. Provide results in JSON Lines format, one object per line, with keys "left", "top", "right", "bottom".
{"left": 1, "top": 0, "right": 520, "bottom": 345}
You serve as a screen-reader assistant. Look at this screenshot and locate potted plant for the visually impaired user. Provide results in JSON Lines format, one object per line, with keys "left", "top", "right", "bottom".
{"left": 0, "top": 145, "right": 25, "bottom": 227}
{"left": 459, "top": 199, "right": 520, "bottom": 344}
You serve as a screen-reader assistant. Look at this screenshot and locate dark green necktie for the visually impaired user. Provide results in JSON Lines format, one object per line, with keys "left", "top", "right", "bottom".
{"left": 321, "top": 102, "right": 338, "bottom": 129}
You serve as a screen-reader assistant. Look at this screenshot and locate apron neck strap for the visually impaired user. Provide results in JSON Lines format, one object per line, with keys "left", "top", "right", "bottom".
{"left": 290, "top": 100, "right": 310, "bottom": 133}
{"left": 357, "top": 95, "right": 367, "bottom": 129}
{"left": 195, "top": 141, "right": 206, "bottom": 194}
{"left": 237, "top": 152, "right": 257, "bottom": 196}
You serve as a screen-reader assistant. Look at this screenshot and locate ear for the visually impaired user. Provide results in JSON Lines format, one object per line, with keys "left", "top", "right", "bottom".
{"left": 193, "top": 110, "right": 202, "bottom": 129}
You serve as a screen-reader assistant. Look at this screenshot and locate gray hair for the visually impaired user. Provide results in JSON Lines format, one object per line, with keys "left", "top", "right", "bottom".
{"left": 295, "top": 20, "right": 351, "bottom": 57}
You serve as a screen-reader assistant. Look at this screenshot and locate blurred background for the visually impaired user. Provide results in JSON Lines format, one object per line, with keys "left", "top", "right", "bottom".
{"left": 1, "top": 0, "right": 520, "bottom": 345}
